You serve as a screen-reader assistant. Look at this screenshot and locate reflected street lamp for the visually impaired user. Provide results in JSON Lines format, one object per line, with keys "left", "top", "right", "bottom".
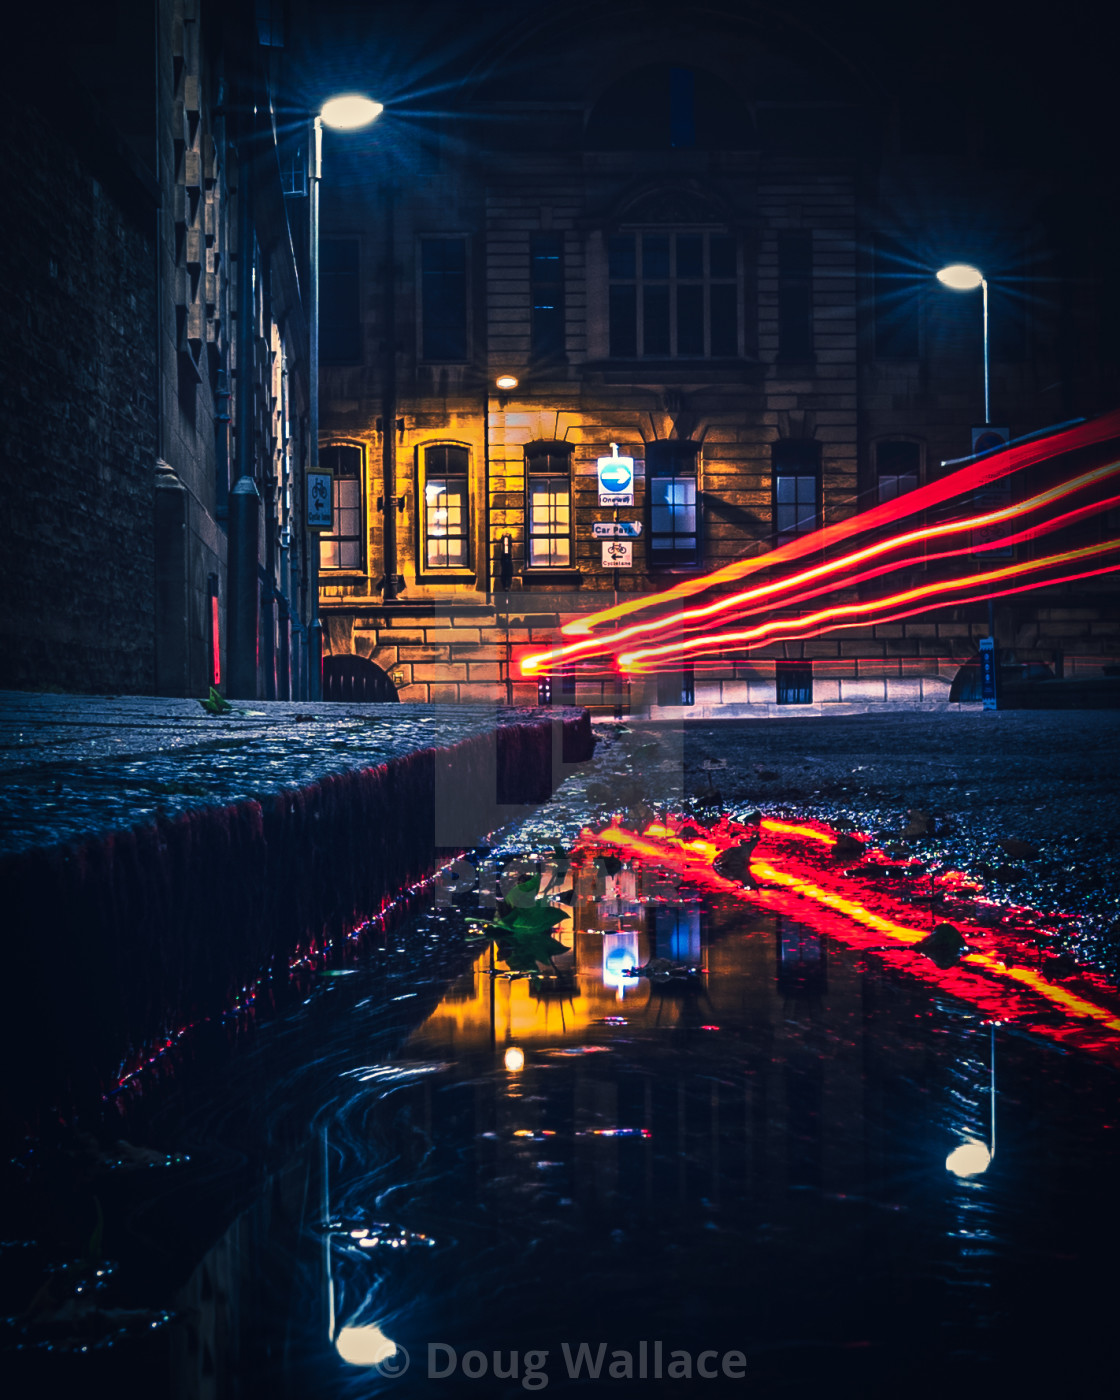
{"left": 307, "top": 94, "right": 382, "bottom": 699}
{"left": 945, "top": 1021, "right": 997, "bottom": 1178}
{"left": 936, "top": 263, "right": 989, "bottom": 426}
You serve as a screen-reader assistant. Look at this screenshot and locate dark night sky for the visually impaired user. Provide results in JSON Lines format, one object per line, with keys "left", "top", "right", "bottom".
{"left": 286, "top": 0, "right": 1112, "bottom": 174}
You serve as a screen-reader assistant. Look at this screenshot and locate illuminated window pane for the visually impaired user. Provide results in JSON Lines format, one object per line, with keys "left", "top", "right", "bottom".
{"left": 647, "top": 443, "right": 699, "bottom": 565}
{"left": 319, "top": 444, "right": 363, "bottom": 570}
{"left": 424, "top": 446, "right": 470, "bottom": 569}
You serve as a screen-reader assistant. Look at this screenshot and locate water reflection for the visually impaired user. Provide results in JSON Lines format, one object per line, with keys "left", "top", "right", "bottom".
{"left": 52, "top": 822, "right": 1118, "bottom": 1398}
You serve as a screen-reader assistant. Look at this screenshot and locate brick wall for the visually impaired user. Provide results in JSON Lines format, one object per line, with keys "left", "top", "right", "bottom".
{"left": 0, "top": 98, "right": 158, "bottom": 693}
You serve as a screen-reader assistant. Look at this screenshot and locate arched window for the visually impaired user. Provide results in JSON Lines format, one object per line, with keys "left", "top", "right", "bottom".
{"left": 319, "top": 444, "right": 363, "bottom": 570}
{"left": 525, "top": 441, "right": 573, "bottom": 568}
{"left": 421, "top": 444, "right": 471, "bottom": 569}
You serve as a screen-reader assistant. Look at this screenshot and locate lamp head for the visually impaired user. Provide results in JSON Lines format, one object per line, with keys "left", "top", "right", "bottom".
{"left": 936, "top": 263, "right": 984, "bottom": 292}
{"left": 495, "top": 374, "right": 519, "bottom": 391}
{"left": 320, "top": 95, "right": 384, "bottom": 130}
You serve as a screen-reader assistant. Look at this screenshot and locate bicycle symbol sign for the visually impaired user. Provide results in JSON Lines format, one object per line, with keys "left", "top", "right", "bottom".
{"left": 601, "top": 540, "right": 633, "bottom": 568}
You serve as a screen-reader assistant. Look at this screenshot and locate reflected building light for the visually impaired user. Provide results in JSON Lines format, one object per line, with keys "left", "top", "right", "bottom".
{"left": 336, "top": 1323, "right": 398, "bottom": 1366}
{"left": 504, "top": 1045, "right": 525, "bottom": 1072}
{"left": 603, "top": 931, "right": 640, "bottom": 998}
{"left": 945, "top": 1140, "right": 992, "bottom": 1178}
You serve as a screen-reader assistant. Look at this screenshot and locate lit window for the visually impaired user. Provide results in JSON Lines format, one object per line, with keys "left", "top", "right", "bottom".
{"left": 876, "top": 441, "right": 920, "bottom": 503}
{"left": 647, "top": 441, "right": 699, "bottom": 566}
{"left": 423, "top": 445, "right": 470, "bottom": 569}
{"left": 525, "top": 442, "right": 572, "bottom": 567}
{"left": 609, "top": 233, "right": 738, "bottom": 358}
{"left": 772, "top": 440, "right": 819, "bottom": 541}
{"left": 319, "top": 444, "right": 363, "bottom": 569}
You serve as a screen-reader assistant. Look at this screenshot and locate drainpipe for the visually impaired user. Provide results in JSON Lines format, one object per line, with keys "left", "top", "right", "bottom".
{"left": 382, "top": 181, "right": 399, "bottom": 599}
{"left": 307, "top": 115, "right": 324, "bottom": 697}
{"left": 227, "top": 138, "right": 261, "bottom": 699}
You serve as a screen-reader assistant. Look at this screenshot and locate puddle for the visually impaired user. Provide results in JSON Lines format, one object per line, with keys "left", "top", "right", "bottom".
{"left": 4, "top": 732, "right": 1119, "bottom": 1395}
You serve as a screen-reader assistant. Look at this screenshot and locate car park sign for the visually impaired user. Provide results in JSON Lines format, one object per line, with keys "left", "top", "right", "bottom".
{"left": 597, "top": 443, "right": 634, "bottom": 505}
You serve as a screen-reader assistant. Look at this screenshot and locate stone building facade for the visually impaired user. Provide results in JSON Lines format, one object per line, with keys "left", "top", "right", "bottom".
{"left": 1, "top": 0, "right": 316, "bottom": 701}
{"left": 306, "top": 4, "right": 1117, "bottom": 713}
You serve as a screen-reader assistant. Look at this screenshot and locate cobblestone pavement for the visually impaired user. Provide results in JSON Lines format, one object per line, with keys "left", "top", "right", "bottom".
{"left": 0, "top": 692, "right": 573, "bottom": 855}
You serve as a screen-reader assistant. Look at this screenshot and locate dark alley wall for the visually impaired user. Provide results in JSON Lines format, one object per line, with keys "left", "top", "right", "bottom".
{"left": 0, "top": 77, "right": 159, "bottom": 694}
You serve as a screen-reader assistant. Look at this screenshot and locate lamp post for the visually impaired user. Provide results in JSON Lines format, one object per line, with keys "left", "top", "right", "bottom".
{"left": 307, "top": 95, "right": 382, "bottom": 699}
{"left": 936, "top": 262, "right": 989, "bottom": 426}
{"left": 937, "top": 262, "right": 998, "bottom": 655}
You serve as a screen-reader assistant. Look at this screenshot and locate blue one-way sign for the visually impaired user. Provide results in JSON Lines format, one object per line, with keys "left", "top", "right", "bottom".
{"left": 597, "top": 444, "right": 634, "bottom": 504}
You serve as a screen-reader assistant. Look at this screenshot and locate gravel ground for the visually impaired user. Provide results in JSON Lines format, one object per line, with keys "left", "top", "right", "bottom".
{"left": 570, "top": 711, "right": 1120, "bottom": 981}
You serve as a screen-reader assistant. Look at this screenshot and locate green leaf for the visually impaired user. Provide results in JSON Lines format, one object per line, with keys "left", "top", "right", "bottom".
{"left": 200, "top": 685, "right": 232, "bottom": 715}
{"left": 505, "top": 876, "right": 541, "bottom": 908}
{"left": 494, "top": 903, "right": 568, "bottom": 936}
{"left": 498, "top": 928, "right": 569, "bottom": 971}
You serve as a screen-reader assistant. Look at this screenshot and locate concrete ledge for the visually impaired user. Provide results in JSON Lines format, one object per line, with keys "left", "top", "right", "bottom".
{"left": 0, "top": 695, "right": 592, "bottom": 1123}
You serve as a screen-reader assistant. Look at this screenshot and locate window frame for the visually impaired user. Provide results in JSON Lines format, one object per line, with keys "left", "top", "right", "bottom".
{"left": 776, "top": 660, "right": 813, "bottom": 705}
{"left": 530, "top": 233, "right": 566, "bottom": 363}
{"left": 318, "top": 443, "right": 365, "bottom": 572}
{"left": 607, "top": 230, "right": 740, "bottom": 360}
{"left": 524, "top": 441, "right": 574, "bottom": 570}
{"left": 771, "top": 440, "right": 821, "bottom": 544}
{"left": 419, "top": 236, "right": 469, "bottom": 363}
{"left": 418, "top": 442, "right": 474, "bottom": 576}
{"left": 646, "top": 440, "right": 702, "bottom": 568}
{"left": 874, "top": 440, "right": 921, "bottom": 506}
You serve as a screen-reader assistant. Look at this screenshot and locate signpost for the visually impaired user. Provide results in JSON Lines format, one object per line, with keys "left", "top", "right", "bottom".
{"left": 307, "top": 470, "right": 333, "bottom": 530}
{"left": 601, "top": 540, "right": 633, "bottom": 568}
{"left": 597, "top": 443, "right": 634, "bottom": 506}
{"left": 592, "top": 521, "right": 642, "bottom": 538}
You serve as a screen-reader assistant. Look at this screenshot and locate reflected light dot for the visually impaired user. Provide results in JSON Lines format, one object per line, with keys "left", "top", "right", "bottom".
{"left": 336, "top": 1324, "right": 397, "bottom": 1367}
{"left": 505, "top": 1045, "right": 525, "bottom": 1072}
{"left": 320, "top": 95, "right": 383, "bottom": 130}
{"left": 946, "top": 1140, "right": 992, "bottom": 1177}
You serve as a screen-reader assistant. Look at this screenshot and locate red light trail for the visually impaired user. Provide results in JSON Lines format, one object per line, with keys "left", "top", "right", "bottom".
{"left": 579, "top": 818, "right": 1120, "bottom": 1061}
{"left": 618, "top": 542, "right": 1120, "bottom": 670}
{"left": 560, "top": 408, "right": 1120, "bottom": 638}
{"left": 520, "top": 463, "right": 1120, "bottom": 675}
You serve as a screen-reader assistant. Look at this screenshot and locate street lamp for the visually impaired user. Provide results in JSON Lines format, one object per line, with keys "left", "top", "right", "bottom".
{"left": 936, "top": 263, "right": 989, "bottom": 425}
{"left": 307, "top": 94, "right": 382, "bottom": 700}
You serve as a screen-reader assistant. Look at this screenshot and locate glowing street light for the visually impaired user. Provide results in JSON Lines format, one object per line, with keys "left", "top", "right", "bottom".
{"left": 936, "top": 262, "right": 990, "bottom": 425}
{"left": 307, "top": 93, "right": 383, "bottom": 697}
{"left": 320, "top": 94, "right": 384, "bottom": 131}
{"left": 495, "top": 374, "right": 519, "bottom": 391}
